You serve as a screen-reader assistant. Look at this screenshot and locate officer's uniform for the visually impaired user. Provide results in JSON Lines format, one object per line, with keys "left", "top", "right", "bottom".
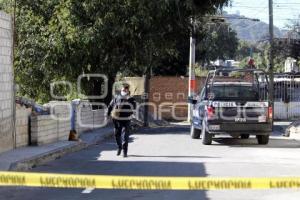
{"left": 107, "top": 94, "right": 136, "bottom": 157}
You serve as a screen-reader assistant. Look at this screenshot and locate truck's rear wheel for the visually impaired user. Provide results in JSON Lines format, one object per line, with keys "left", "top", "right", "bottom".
{"left": 190, "top": 125, "right": 201, "bottom": 139}
{"left": 241, "top": 134, "right": 250, "bottom": 139}
{"left": 202, "top": 121, "right": 212, "bottom": 145}
{"left": 257, "top": 135, "right": 269, "bottom": 145}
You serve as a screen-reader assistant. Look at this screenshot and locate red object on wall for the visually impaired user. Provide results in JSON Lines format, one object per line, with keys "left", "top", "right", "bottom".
{"left": 190, "top": 79, "right": 196, "bottom": 92}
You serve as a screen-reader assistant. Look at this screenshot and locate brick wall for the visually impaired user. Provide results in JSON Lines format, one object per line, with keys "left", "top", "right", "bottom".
{"left": 149, "top": 76, "right": 206, "bottom": 120}
{"left": 0, "top": 11, "right": 13, "bottom": 153}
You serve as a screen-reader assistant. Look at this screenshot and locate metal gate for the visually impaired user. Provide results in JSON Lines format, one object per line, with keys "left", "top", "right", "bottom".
{"left": 274, "top": 74, "right": 300, "bottom": 120}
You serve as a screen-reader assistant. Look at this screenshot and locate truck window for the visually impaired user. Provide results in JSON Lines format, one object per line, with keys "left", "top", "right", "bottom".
{"left": 210, "top": 85, "right": 259, "bottom": 101}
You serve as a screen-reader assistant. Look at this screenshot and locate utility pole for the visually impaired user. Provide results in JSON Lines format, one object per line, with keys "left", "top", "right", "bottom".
{"left": 143, "top": 71, "right": 150, "bottom": 127}
{"left": 188, "top": 18, "right": 196, "bottom": 122}
{"left": 143, "top": 49, "right": 152, "bottom": 127}
{"left": 268, "top": 0, "right": 274, "bottom": 123}
{"left": 11, "top": 0, "right": 17, "bottom": 149}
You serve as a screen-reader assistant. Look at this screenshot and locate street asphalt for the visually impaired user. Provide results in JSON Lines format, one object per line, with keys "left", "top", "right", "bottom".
{"left": 1, "top": 125, "right": 300, "bottom": 200}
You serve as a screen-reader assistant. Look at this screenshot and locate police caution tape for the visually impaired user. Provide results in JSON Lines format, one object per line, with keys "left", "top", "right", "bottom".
{"left": 1, "top": 172, "right": 300, "bottom": 190}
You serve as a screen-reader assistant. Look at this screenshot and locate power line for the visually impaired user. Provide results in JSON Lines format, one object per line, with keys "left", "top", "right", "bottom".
{"left": 223, "top": 14, "right": 299, "bottom": 22}
{"left": 230, "top": 1, "right": 300, "bottom": 7}
{"left": 228, "top": 5, "right": 300, "bottom": 10}
{"left": 229, "top": 5, "right": 260, "bottom": 8}
{"left": 233, "top": 1, "right": 300, "bottom": 5}
{"left": 225, "top": 0, "right": 300, "bottom": 27}
{"left": 274, "top": 2, "right": 300, "bottom": 5}
{"left": 252, "top": 6, "right": 269, "bottom": 17}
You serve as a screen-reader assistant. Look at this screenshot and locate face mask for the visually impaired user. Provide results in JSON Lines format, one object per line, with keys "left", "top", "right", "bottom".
{"left": 121, "top": 91, "right": 128, "bottom": 96}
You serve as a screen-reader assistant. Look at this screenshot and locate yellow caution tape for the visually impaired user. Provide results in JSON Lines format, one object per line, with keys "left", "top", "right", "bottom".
{"left": 1, "top": 171, "right": 300, "bottom": 190}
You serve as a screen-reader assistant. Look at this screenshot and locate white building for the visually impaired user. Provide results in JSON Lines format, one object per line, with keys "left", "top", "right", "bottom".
{"left": 285, "top": 57, "right": 298, "bottom": 73}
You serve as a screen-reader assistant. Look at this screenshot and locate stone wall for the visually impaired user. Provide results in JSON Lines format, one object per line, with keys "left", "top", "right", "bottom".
{"left": 0, "top": 11, "right": 13, "bottom": 153}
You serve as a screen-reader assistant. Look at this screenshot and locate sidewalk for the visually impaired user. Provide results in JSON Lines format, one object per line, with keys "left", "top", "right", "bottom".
{"left": 282, "top": 120, "right": 300, "bottom": 139}
{"left": 274, "top": 121, "right": 293, "bottom": 135}
{"left": 0, "top": 126, "right": 114, "bottom": 171}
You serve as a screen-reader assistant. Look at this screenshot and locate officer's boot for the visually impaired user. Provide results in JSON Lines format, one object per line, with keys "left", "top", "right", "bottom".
{"left": 123, "top": 144, "right": 128, "bottom": 158}
{"left": 123, "top": 149, "right": 128, "bottom": 158}
{"left": 117, "top": 148, "right": 122, "bottom": 156}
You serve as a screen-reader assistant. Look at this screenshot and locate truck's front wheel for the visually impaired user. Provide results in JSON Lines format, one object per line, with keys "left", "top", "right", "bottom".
{"left": 191, "top": 124, "right": 201, "bottom": 139}
{"left": 202, "top": 121, "right": 212, "bottom": 145}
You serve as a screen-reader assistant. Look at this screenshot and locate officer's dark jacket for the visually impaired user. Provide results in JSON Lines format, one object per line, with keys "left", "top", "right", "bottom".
{"left": 107, "top": 95, "right": 136, "bottom": 119}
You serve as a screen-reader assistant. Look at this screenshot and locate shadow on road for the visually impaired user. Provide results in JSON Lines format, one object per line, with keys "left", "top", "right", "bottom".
{"left": 137, "top": 126, "right": 190, "bottom": 135}
{"left": 213, "top": 137, "right": 300, "bottom": 148}
{"left": 17, "top": 137, "right": 210, "bottom": 200}
{"left": 130, "top": 155, "right": 219, "bottom": 159}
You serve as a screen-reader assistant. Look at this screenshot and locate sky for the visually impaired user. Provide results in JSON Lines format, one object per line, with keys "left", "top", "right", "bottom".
{"left": 224, "top": 0, "right": 300, "bottom": 29}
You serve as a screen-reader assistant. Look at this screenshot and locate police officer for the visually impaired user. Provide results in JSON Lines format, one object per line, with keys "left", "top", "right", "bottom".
{"left": 107, "top": 83, "right": 136, "bottom": 158}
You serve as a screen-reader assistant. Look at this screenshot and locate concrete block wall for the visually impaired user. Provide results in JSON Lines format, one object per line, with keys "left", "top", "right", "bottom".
{"left": 47, "top": 101, "right": 95, "bottom": 134}
{"left": 75, "top": 104, "right": 106, "bottom": 134}
{"left": 30, "top": 101, "right": 106, "bottom": 146}
{"left": 75, "top": 104, "right": 93, "bottom": 134}
{"left": 48, "top": 102, "right": 72, "bottom": 119}
{"left": 90, "top": 109, "right": 106, "bottom": 130}
{"left": 31, "top": 115, "right": 71, "bottom": 146}
{"left": 0, "top": 11, "right": 13, "bottom": 154}
{"left": 15, "top": 104, "right": 31, "bottom": 148}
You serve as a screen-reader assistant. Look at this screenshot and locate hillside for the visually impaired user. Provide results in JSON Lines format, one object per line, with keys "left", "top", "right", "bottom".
{"left": 225, "top": 13, "right": 285, "bottom": 42}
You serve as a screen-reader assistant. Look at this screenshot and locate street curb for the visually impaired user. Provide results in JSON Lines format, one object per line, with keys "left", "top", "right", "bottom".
{"left": 9, "top": 130, "right": 114, "bottom": 171}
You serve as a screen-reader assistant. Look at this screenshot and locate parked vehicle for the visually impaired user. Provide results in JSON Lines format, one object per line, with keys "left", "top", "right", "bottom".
{"left": 189, "top": 69, "right": 273, "bottom": 145}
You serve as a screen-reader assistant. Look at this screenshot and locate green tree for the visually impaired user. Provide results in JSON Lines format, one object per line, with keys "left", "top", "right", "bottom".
{"left": 236, "top": 41, "right": 260, "bottom": 61}
{"left": 287, "top": 18, "right": 300, "bottom": 60}
{"left": 4, "top": 0, "right": 230, "bottom": 103}
{"left": 237, "top": 41, "right": 285, "bottom": 73}
{"left": 196, "top": 23, "right": 239, "bottom": 65}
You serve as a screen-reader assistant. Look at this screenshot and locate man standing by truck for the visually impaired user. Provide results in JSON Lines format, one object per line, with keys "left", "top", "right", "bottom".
{"left": 107, "top": 83, "right": 136, "bottom": 158}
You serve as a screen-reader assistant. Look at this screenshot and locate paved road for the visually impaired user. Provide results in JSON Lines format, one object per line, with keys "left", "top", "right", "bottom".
{"left": 1, "top": 125, "right": 300, "bottom": 200}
